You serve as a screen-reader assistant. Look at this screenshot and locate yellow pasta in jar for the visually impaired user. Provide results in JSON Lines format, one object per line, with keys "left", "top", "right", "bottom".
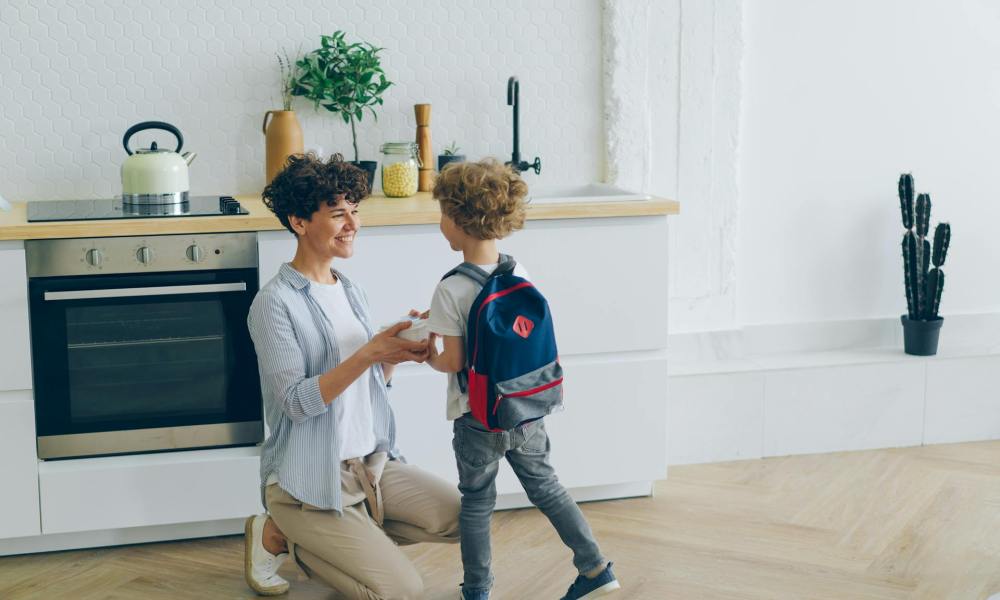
{"left": 382, "top": 162, "right": 418, "bottom": 197}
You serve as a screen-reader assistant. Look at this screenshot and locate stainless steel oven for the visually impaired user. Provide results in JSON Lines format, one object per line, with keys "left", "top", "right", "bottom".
{"left": 25, "top": 232, "right": 263, "bottom": 459}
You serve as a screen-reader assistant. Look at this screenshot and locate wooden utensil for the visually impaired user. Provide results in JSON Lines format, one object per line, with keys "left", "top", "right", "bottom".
{"left": 414, "top": 104, "right": 434, "bottom": 191}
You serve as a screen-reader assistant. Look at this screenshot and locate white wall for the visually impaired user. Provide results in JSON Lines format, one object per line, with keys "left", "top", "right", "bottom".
{"left": 13, "top": 0, "right": 987, "bottom": 335}
{"left": 604, "top": 0, "right": 743, "bottom": 335}
{"left": 738, "top": 0, "right": 1000, "bottom": 327}
{"left": 0, "top": 0, "right": 602, "bottom": 201}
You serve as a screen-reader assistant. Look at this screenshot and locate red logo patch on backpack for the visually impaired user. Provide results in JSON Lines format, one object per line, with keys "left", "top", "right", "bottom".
{"left": 512, "top": 315, "right": 534, "bottom": 338}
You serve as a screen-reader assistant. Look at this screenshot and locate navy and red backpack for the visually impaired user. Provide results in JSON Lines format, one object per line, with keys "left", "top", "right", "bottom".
{"left": 443, "top": 254, "right": 564, "bottom": 431}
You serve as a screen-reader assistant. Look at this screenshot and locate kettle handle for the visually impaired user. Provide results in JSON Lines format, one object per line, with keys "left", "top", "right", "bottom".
{"left": 123, "top": 121, "right": 183, "bottom": 155}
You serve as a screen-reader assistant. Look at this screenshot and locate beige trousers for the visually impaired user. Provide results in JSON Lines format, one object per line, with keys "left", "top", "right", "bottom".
{"left": 265, "top": 453, "right": 461, "bottom": 600}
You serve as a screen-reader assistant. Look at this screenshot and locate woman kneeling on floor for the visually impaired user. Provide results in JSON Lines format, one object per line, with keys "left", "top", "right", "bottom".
{"left": 243, "top": 153, "right": 460, "bottom": 599}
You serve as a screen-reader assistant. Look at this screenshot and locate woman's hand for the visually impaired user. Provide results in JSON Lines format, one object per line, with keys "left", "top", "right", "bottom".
{"left": 365, "top": 321, "right": 429, "bottom": 365}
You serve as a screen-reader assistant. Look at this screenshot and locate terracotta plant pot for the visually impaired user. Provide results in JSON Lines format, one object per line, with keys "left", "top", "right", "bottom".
{"left": 262, "top": 110, "right": 304, "bottom": 185}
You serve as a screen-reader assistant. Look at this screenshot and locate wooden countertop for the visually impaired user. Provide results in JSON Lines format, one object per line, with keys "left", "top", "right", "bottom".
{"left": 0, "top": 193, "right": 679, "bottom": 241}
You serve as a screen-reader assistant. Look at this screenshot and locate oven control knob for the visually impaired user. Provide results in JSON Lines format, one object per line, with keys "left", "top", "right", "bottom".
{"left": 85, "top": 248, "right": 103, "bottom": 267}
{"left": 186, "top": 244, "right": 204, "bottom": 263}
{"left": 136, "top": 246, "right": 153, "bottom": 265}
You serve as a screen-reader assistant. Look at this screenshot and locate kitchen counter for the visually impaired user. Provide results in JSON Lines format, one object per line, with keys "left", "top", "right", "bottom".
{"left": 0, "top": 193, "right": 679, "bottom": 241}
{"left": 0, "top": 188, "right": 676, "bottom": 555}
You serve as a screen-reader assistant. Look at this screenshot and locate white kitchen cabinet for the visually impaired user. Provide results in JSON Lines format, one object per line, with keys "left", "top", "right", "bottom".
{"left": 260, "top": 216, "right": 670, "bottom": 356}
{"left": 259, "top": 215, "right": 671, "bottom": 498}
{"left": 257, "top": 230, "right": 296, "bottom": 288}
{"left": 39, "top": 447, "right": 261, "bottom": 534}
{"left": 390, "top": 354, "right": 668, "bottom": 495}
{"left": 0, "top": 241, "right": 32, "bottom": 391}
{"left": 0, "top": 390, "right": 40, "bottom": 539}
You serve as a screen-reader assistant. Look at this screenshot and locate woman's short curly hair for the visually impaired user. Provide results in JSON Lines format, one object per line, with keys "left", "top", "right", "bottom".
{"left": 262, "top": 153, "right": 369, "bottom": 235}
{"left": 432, "top": 158, "right": 527, "bottom": 240}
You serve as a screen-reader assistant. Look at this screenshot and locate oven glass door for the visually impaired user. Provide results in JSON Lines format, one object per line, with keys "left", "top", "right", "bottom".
{"left": 29, "top": 268, "right": 262, "bottom": 458}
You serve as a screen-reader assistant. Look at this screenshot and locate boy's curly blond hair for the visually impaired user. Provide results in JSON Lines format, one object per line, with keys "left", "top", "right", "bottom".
{"left": 433, "top": 159, "right": 527, "bottom": 240}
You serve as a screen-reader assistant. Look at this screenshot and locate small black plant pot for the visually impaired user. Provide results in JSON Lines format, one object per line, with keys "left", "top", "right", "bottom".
{"left": 900, "top": 315, "right": 944, "bottom": 356}
{"left": 350, "top": 161, "right": 378, "bottom": 191}
{"left": 437, "top": 154, "right": 465, "bottom": 172}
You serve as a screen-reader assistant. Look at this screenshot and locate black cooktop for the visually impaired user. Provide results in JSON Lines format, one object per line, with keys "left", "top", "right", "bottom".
{"left": 27, "top": 196, "right": 249, "bottom": 222}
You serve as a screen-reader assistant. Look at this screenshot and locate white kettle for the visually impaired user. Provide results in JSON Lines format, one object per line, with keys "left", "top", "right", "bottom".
{"left": 121, "top": 121, "right": 197, "bottom": 205}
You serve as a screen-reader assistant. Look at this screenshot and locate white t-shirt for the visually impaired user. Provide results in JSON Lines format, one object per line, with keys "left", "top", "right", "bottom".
{"left": 426, "top": 261, "right": 530, "bottom": 421}
{"left": 308, "top": 279, "right": 377, "bottom": 461}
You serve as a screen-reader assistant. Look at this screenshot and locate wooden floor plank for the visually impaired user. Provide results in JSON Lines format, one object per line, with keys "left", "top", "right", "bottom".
{"left": 4, "top": 441, "right": 1000, "bottom": 598}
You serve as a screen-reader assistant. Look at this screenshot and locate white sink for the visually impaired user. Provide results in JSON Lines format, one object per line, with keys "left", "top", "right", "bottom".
{"left": 528, "top": 183, "right": 652, "bottom": 204}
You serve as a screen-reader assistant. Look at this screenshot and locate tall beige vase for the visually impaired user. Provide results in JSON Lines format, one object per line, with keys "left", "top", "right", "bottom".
{"left": 262, "top": 110, "right": 304, "bottom": 185}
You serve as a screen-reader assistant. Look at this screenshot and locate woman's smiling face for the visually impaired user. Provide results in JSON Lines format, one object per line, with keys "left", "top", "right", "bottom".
{"left": 290, "top": 194, "right": 361, "bottom": 260}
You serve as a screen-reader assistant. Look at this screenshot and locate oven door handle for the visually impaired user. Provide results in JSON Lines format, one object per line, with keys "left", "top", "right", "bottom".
{"left": 43, "top": 282, "right": 248, "bottom": 301}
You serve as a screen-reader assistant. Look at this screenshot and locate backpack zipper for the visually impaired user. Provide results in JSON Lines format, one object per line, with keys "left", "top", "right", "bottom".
{"left": 501, "top": 377, "right": 564, "bottom": 399}
{"left": 494, "top": 377, "right": 565, "bottom": 414}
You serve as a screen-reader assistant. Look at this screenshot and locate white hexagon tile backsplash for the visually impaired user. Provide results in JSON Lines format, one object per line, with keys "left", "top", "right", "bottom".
{"left": 0, "top": 0, "right": 603, "bottom": 201}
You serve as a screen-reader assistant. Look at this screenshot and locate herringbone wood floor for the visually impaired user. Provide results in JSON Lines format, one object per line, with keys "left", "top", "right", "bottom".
{"left": 3, "top": 441, "right": 1000, "bottom": 599}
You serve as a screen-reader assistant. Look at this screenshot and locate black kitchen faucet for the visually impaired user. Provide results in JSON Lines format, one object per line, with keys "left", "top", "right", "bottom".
{"left": 506, "top": 76, "right": 542, "bottom": 175}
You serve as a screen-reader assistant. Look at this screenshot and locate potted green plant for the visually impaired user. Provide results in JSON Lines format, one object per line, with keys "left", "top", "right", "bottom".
{"left": 898, "top": 173, "right": 952, "bottom": 356}
{"left": 437, "top": 141, "right": 466, "bottom": 172}
{"left": 292, "top": 31, "right": 392, "bottom": 187}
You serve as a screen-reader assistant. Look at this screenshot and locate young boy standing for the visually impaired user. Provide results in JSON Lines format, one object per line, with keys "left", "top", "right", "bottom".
{"left": 425, "top": 160, "right": 620, "bottom": 600}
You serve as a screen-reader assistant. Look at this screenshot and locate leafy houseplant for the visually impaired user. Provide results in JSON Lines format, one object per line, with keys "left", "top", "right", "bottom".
{"left": 437, "top": 141, "right": 466, "bottom": 172}
{"left": 898, "top": 173, "right": 952, "bottom": 355}
{"left": 292, "top": 31, "right": 392, "bottom": 185}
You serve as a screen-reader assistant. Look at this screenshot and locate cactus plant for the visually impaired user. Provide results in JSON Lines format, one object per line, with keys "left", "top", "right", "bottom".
{"left": 932, "top": 222, "right": 950, "bottom": 267}
{"left": 898, "top": 173, "right": 914, "bottom": 229}
{"left": 898, "top": 173, "right": 951, "bottom": 321}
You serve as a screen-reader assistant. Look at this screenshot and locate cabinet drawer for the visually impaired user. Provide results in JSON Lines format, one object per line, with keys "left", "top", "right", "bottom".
{"left": 39, "top": 447, "right": 261, "bottom": 534}
{"left": 390, "top": 354, "right": 668, "bottom": 495}
{"left": 0, "top": 390, "right": 40, "bottom": 539}
{"left": 0, "top": 242, "right": 31, "bottom": 391}
{"left": 319, "top": 217, "right": 670, "bottom": 356}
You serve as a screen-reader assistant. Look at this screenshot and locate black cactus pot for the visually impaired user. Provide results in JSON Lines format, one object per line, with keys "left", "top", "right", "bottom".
{"left": 437, "top": 154, "right": 465, "bottom": 172}
{"left": 900, "top": 315, "right": 943, "bottom": 356}
{"left": 350, "top": 161, "right": 378, "bottom": 191}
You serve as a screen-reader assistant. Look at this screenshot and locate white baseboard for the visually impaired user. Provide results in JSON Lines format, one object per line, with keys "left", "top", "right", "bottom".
{"left": 0, "top": 518, "right": 247, "bottom": 557}
{"left": 0, "top": 482, "right": 652, "bottom": 557}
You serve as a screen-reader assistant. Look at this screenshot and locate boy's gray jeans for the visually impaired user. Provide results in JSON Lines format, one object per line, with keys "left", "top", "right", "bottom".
{"left": 452, "top": 413, "right": 606, "bottom": 593}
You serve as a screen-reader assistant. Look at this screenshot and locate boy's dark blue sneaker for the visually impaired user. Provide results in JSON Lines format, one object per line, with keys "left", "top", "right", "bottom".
{"left": 460, "top": 584, "right": 490, "bottom": 600}
{"left": 560, "top": 562, "right": 621, "bottom": 599}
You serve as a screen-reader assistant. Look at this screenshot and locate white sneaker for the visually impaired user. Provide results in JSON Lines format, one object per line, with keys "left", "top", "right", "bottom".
{"left": 244, "top": 514, "right": 290, "bottom": 596}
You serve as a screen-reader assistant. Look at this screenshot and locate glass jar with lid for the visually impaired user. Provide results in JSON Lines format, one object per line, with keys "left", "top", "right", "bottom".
{"left": 380, "top": 142, "right": 420, "bottom": 197}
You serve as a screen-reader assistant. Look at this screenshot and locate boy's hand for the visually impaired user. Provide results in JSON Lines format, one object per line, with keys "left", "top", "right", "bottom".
{"left": 408, "top": 308, "right": 431, "bottom": 319}
{"left": 366, "top": 322, "right": 429, "bottom": 365}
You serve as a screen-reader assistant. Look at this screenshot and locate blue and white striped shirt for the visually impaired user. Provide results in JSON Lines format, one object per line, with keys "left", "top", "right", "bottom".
{"left": 247, "top": 263, "right": 398, "bottom": 512}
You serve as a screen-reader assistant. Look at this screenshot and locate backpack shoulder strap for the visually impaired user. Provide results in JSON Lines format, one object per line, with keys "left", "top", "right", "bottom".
{"left": 441, "top": 262, "right": 491, "bottom": 286}
{"left": 495, "top": 254, "right": 517, "bottom": 277}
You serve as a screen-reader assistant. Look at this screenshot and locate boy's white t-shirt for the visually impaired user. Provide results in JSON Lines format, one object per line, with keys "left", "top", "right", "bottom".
{"left": 306, "top": 279, "right": 377, "bottom": 461}
{"left": 426, "top": 261, "right": 530, "bottom": 421}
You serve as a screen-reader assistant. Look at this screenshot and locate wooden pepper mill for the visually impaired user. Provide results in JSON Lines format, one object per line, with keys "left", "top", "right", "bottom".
{"left": 414, "top": 104, "right": 434, "bottom": 191}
